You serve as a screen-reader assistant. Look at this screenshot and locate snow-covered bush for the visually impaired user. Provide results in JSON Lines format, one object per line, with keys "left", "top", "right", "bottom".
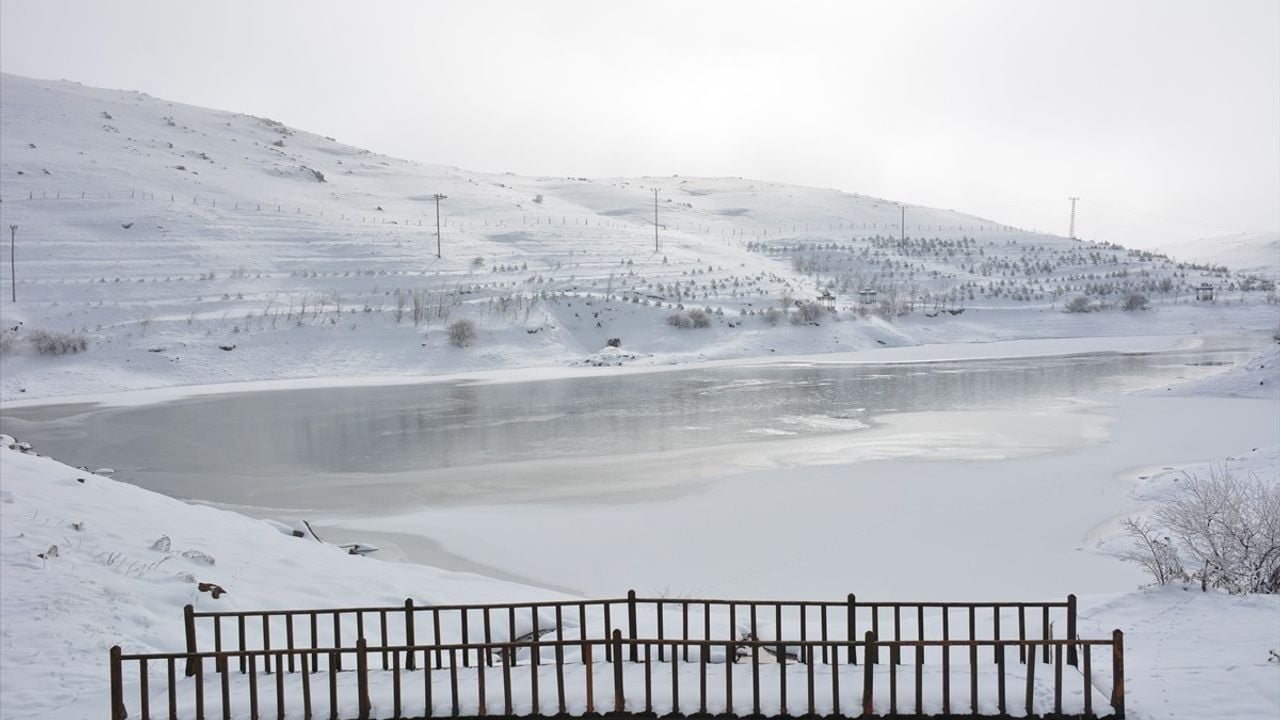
{"left": 1122, "top": 292, "right": 1149, "bottom": 311}
{"left": 666, "top": 312, "right": 692, "bottom": 329}
{"left": 447, "top": 318, "right": 477, "bottom": 347}
{"left": 28, "top": 329, "right": 89, "bottom": 356}
{"left": 0, "top": 326, "right": 19, "bottom": 356}
{"left": 686, "top": 308, "right": 711, "bottom": 328}
{"left": 1118, "top": 517, "right": 1185, "bottom": 586}
{"left": 792, "top": 302, "right": 822, "bottom": 325}
{"left": 1064, "top": 296, "right": 1094, "bottom": 313}
{"left": 1121, "top": 468, "right": 1280, "bottom": 594}
{"left": 761, "top": 307, "right": 782, "bottom": 326}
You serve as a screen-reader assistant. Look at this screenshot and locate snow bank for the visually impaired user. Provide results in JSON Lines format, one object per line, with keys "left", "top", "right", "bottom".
{"left": 1149, "top": 344, "right": 1280, "bottom": 400}
{"left": 0, "top": 439, "right": 565, "bottom": 720}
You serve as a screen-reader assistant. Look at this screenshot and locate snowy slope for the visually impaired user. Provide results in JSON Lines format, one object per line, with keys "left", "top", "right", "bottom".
{"left": 1159, "top": 232, "right": 1280, "bottom": 279}
{"left": 0, "top": 72, "right": 1276, "bottom": 403}
{"left": 0, "top": 436, "right": 568, "bottom": 720}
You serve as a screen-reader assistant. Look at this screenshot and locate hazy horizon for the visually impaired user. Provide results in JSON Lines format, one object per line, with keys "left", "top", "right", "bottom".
{"left": 2, "top": 0, "right": 1277, "bottom": 250}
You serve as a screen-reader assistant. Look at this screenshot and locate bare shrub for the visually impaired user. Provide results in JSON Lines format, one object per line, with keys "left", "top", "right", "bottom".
{"left": 686, "top": 308, "right": 711, "bottom": 328}
{"left": 1118, "top": 518, "right": 1186, "bottom": 586}
{"left": 761, "top": 308, "right": 783, "bottom": 326}
{"left": 666, "top": 312, "right": 692, "bottom": 329}
{"left": 0, "top": 327, "right": 19, "bottom": 356}
{"left": 394, "top": 292, "right": 407, "bottom": 324}
{"left": 792, "top": 302, "right": 822, "bottom": 325}
{"left": 1122, "top": 467, "right": 1280, "bottom": 594}
{"left": 28, "top": 329, "right": 89, "bottom": 356}
{"left": 447, "top": 318, "right": 477, "bottom": 347}
{"left": 1122, "top": 292, "right": 1149, "bottom": 311}
{"left": 1064, "top": 296, "right": 1094, "bottom": 313}
{"left": 411, "top": 290, "right": 427, "bottom": 327}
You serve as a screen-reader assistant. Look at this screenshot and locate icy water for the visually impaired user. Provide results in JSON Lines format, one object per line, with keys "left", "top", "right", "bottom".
{"left": 0, "top": 348, "right": 1248, "bottom": 511}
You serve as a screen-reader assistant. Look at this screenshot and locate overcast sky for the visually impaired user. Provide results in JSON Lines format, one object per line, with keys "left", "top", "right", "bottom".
{"left": 2, "top": 0, "right": 1277, "bottom": 249}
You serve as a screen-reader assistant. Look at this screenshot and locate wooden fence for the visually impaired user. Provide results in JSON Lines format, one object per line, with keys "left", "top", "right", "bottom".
{"left": 181, "top": 592, "right": 1080, "bottom": 673}
{"left": 110, "top": 593, "right": 1123, "bottom": 719}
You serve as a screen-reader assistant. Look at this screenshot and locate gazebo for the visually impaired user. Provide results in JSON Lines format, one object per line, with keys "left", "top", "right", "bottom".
{"left": 1195, "top": 283, "right": 1214, "bottom": 301}
{"left": 858, "top": 288, "right": 877, "bottom": 304}
{"left": 817, "top": 290, "right": 836, "bottom": 311}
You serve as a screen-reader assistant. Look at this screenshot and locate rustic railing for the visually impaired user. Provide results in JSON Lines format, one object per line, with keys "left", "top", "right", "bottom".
{"left": 109, "top": 593, "right": 1118, "bottom": 719}
{"left": 182, "top": 592, "right": 1080, "bottom": 676}
{"left": 112, "top": 630, "right": 1124, "bottom": 719}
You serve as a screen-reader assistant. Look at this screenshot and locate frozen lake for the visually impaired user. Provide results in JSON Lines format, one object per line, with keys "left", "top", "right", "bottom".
{"left": 3, "top": 343, "right": 1276, "bottom": 598}
{"left": 0, "top": 349, "right": 1245, "bottom": 504}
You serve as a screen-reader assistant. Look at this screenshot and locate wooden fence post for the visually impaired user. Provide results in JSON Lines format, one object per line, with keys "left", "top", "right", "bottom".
{"left": 357, "top": 637, "right": 371, "bottom": 719}
{"left": 612, "top": 629, "right": 625, "bottom": 713}
{"left": 110, "top": 645, "right": 127, "bottom": 720}
{"left": 627, "top": 590, "right": 638, "bottom": 662}
{"left": 585, "top": 641, "right": 595, "bottom": 714}
{"left": 1067, "top": 594, "right": 1078, "bottom": 666}
{"left": 1111, "top": 630, "right": 1125, "bottom": 718}
{"left": 862, "top": 631, "right": 875, "bottom": 716}
{"left": 847, "top": 594, "right": 857, "bottom": 665}
{"left": 404, "top": 598, "right": 416, "bottom": 671}
{"left": 183, "top": 604, "right": 198, "bottom": 677}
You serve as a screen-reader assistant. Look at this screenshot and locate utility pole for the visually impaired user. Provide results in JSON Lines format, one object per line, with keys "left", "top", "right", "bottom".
{"left": 899, "top": 204, "right": 906, "bottom": 242}
{"left": 1068, "top": 197, "right": 1079, "bottom": 239}
{"left": 652, "top": 188, "right": 660, "bottom": 252}
{"left": 432, "top": 193, "right": 447, "bottom": 258}
{"left": 8, "top": 225, "right": 15, "bottom": 303}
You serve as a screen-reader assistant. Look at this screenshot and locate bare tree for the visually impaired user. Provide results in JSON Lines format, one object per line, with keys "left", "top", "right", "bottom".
{"left": 394, "top": 291, "right": 407, "bottom": 324}
{"left": 1118, "top": 518, "right": 1186, "bottom": 586}
{"left": 447, "top": 318, "right": 477, "bottom": 347}
{"left": 1122, "top": 467, "right": 1280, "bottom": 594}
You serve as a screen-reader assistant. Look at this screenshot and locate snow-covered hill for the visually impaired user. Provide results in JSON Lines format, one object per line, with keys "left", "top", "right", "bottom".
{"left": 1, "top": 73, "right": 1275, "bottom": 402}
{"left": 1158, "top": 232, "right": 1280, "bottom": 280}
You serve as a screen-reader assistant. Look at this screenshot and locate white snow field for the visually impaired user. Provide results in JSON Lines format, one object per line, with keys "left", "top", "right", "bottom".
{"left": 1, "top": 73, "right": 1278, "bottom": 720}
{"left": 1158, "top": 232, "right": 1280, "bottom": 282}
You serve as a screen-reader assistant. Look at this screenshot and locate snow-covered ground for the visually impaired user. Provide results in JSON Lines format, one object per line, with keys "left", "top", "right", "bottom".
{"left": 1, "top": 73, "right": 1278, "bottom": 720}
{"left": 1158, "top": 232, "right": 1280, "bottom": 281}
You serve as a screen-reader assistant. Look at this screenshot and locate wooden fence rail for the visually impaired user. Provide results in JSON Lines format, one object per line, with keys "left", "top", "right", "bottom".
{"left": 184, "top": 592, "right": 1079, "bottom": 678}
{"left": 112, "top": 630, "right": 1123, "bottom": 720}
